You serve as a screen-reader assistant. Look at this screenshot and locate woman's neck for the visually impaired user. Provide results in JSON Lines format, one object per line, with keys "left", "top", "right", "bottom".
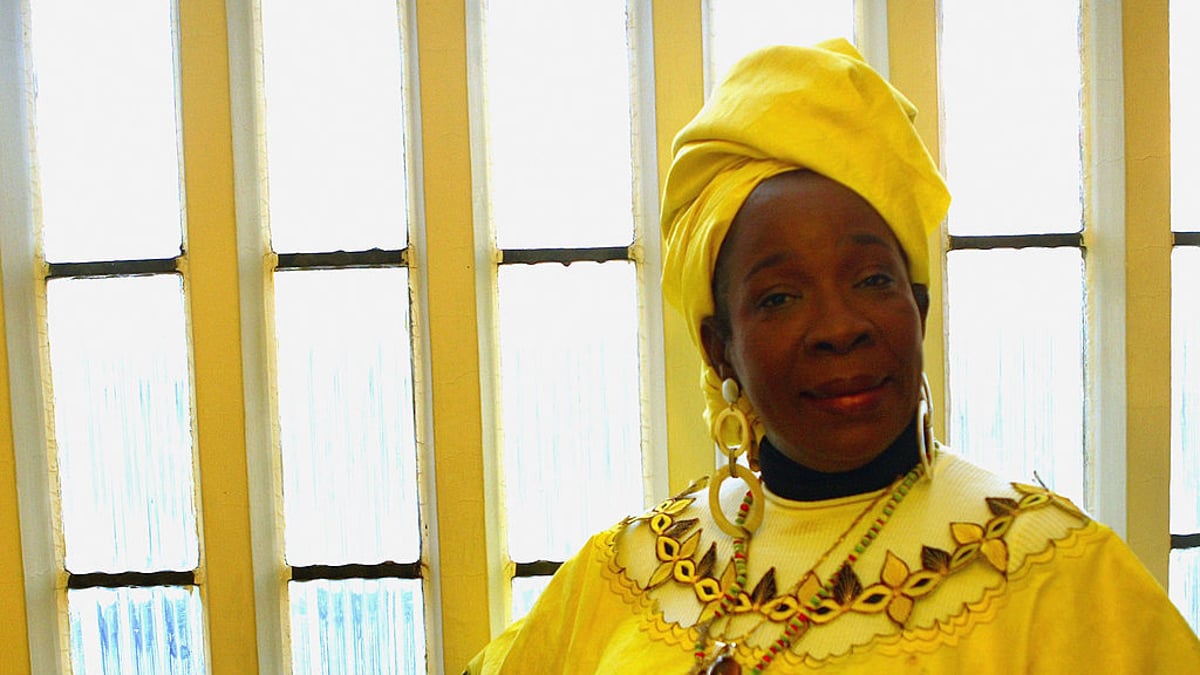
{"left": 759, "top": 418, "right": 920, "bottom": 501}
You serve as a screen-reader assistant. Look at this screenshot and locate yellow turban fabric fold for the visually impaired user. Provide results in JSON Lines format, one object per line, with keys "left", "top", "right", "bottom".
{"left": 659, "top": 39, "right": 951, "bottom": 429}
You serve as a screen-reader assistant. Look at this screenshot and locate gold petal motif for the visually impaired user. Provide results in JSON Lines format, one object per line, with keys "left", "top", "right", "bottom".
{"left": 679, "top": 530, "right": 701, "bottom": 559}
{"left": 656, "top": 536, "right": 680, "bottom": 562}
{"left": 649, "top": 513, "right": 672, "bottom": 535}
{"left": 694, "top": 576, "right": 722, "bottom": 603}
{"left": 850, "top": 584, "right": 893, "bottom": 613}
{"left": 647, "top": 561, "right": 675, "bottom": 589}
{"left": 985, "top": 514, "right": 1014, "bottom": 539}
{"left": 981, "top": 538, "right": 1009, "bottom": 572}
{"left": 887, "top": 594, "right": 915, "bottom": 626}
{"left": 950, "top": 541, "right": 980, "bottom": 570}
{"left": 763, "top": 595, "right": 800, "bottom": 622}
{"left": 900, "top": 570, "right": 942, "bottom": 598}
{"left": 808, "top": 598, "right": 844, "bottom": 625}
{"left": 951, "top": 521, "right": 984, "bottom": 545}
{"left": 794, "top": 573, "right": 821, "bottom": 606}
{"left": 881, "top": 550, "right": 909, "bottom": 587}
{"left": 673, "top": 558, "right": 697, "bottom": 584}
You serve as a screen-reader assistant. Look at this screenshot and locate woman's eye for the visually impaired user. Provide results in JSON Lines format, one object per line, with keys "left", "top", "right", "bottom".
{"left": 859, "top": 273, "right": 895, "bottom": 288}
{"left": 759, "top": 292, "right": 793, "bottom": 308}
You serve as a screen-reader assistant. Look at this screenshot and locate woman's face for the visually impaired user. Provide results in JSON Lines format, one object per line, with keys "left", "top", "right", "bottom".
{"left": 702, "top": 171, "right": 927, "bottom": 472}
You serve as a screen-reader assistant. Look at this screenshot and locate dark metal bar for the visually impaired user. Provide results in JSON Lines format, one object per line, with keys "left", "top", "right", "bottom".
{"left": 290, "top": 561, "right": 422, "bottom": 581}
{"left": 1175, "top": 231, "right": 1200, "bottom": 247}
{"left": 1171, "top": 533, "right": 1200, "bottom": 550}
{"left": 276, "top": 248, "right": 408, "bottom": 270}
{"left": 947, "top": 233, "right": 1084, "bottom": 251}
{"left": 47, "top": 258, "right": 180, "bottom": 279}
{"left": 500, "top": 246, "right": 631, "bottom": 265}
{"left": 67, "top": 570, "right": 196, "bottom": 589}
{"left": 513, "top": 560, "right": 563, "bottom": 577}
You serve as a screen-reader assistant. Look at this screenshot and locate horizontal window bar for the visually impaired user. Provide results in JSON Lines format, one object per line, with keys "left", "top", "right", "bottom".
{"left": 1172, "top": 533, "right": 1200, "bottom": 550}
{"left": 47, "top": 258, "right": 180, "bottom": 279}
{"left": 500, "top": 246, "right": 631, "bottom": 265}
{"left": 290, "top": 561, "right": 422, "bottom": 582}
{"left": 1176, "top": 231, "right": 1200, "bottom": 247}
{"left": 947, "top": 233, "right": 1083, "bottom": 251}
{"left": 67, "top": 570, "right": 195, "bottom": 589}
{"left": 276, "top": 248, "right": 408, "bottom": 270}
{"left": 513, "top": 560, "right": 563, "bottom": 577}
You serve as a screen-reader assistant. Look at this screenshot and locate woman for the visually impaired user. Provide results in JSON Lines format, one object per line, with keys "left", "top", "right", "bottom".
{"left": 467, "top": 39, "right": 1200, "bottom": 673}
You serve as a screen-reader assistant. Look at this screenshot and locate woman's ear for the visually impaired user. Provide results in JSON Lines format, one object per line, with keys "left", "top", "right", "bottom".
{"left": 700, "top": 316, "right": 732, "bottom": 379}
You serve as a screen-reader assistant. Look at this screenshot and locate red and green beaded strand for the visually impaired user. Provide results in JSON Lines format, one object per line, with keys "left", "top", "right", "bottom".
{"left": 692, "top": 490, "right": 755, "bottom": 668}
{"left": 748, "top": 463, "right": 925, "bottom": 674}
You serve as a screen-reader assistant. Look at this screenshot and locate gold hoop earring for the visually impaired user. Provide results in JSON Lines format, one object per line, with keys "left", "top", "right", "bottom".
{"left": 708, "top": 378, "right": 764, "bottom": 538}
{"left": 917, "top": 373, "right": 936, "bottom": 480}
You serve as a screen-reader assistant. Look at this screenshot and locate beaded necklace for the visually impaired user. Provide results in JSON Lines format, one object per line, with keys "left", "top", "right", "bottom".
{"left": 691, "top": 463, "right": 926, "bottom": 674}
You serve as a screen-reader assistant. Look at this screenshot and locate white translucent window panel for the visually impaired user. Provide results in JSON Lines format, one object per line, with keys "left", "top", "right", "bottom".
{"left": 289, "top": 578, "right": 425, "bottom": 675}
{"left": 29, "top": 0, "right": 183, "bottom": 262}
{"left": 260, "top": 0, "right": 409, "bottom": 253}
{"left": 707, "top": 0, "right": 855, "bottom": 81}
{"left": 1174, "top": 248, "right": 1200, "bottom": 534}
{"left": 46, "top": 275, "right": 198, "bottom": 573}
{"left": 946, "top": 248, "right": 1086, "bottom": 505}
{"left": 511, "top": 575, "right": 553, "bottom": 623}
{"left": 1170, "top": 548, "right": 1200, "bottom": 635}
{"left": 68, "top": 586, "right": 206, "bottom": 674}
{"left": 483, "top": 0, "right": 635, "bottom": 249}
{"left": 498, "top": 262, "right": 645, "bottom": 562}
{"left": 274, "top": 268, "right": 420, "bottom": 566}
{"left": 941, "top": 0, "right": 1083, "bottom": 236}
{"left": 1172, "top": 0, "right": 1200, "bottom": 234}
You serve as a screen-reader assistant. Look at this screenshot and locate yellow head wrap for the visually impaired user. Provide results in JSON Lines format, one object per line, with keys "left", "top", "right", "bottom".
{"left": 660, "top": 39, "right": 951, "bottom": 431}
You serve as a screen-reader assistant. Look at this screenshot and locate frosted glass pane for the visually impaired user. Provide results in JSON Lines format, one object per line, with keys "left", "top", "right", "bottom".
{"left": 1172, "top": 0, "right": 1200, "bottom": 233}
{"left": 947, "top": 249, "right": 1085, "bottom": 504}
{"left": 68, "top": 586, "right": 206, "bottom": 675}
{"left": 261, "top": 0, "right": 409, "bottom": 253}
{"left": 1170, "top": 548, "right": 1200, "bottom": 635}
{"left": 29, "top": 0, "right": 183, "bottom": 262}
{"left": 47, "top": 276, "right": 198, "bottom": 573}
{"left": 275, "top": 269, "right": 419, "bottom": 566}
{"left": 1173, "top": 248, "right": 1200, "bottom": 533}
{"left": 707, "top": 0, "right": 855, "bottom": 82}
{"left": 941, "top": 1, "right": 1083, "bottom": 235}
{"left": 289, "top": 578, "right": 425, "bottom": 675}
{"left": 484, "top": 0, "right": 635, "bottom": 249}
{"left": 498, "top": 262, "right": 644, "bottom": 561}
{"left": 511, "top": 575, "right": 553, "bottom": 622}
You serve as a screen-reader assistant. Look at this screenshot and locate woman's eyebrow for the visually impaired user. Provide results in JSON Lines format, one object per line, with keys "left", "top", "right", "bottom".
{"left": 848, "top": 232, "right": 893, "bottom": 249}
{"left": 741, "top": 252, "right": 790, "bottom": 285}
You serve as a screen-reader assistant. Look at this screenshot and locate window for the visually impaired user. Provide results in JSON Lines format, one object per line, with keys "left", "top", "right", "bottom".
{"left": 20, "top": 0, "right": 206, "bottom": 671}
{"left": 248, "top": 0, "right": 429, "bottom": 670}
{"left": 1170, "top": 0, "right": 1200, "bottom": 633}
{"left": 475, "top": 0, "right": 664, "bottom": 621}
{"left": 940, "top": 0, "right": 1089, "bottom": 505}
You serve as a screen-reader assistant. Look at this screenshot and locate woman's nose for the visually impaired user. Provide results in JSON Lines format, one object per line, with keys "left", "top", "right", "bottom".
{"left": 804, "top": 293, "right": 874, "bottom": 354}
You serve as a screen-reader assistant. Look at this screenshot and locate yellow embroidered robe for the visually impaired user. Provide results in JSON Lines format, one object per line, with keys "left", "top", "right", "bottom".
{"left": 466, "top": 453, "right": 1200, "bottom": 673}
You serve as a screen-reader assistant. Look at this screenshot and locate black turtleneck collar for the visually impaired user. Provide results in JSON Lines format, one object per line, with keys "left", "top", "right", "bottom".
{"left": 759, "top": 418, "right": 920, "bottom": 501}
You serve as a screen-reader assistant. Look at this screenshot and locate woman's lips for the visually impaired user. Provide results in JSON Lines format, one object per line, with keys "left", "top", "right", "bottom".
{"left": 804, "top": 376, "right": 889, "bottom": 415}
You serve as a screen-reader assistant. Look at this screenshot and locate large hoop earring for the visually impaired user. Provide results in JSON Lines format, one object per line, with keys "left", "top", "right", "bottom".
{"left": 917, "top": 373, "right": 936, "bottom": 481}
{"left": 708, "top": 378, "right": 764, "bottom": 538}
